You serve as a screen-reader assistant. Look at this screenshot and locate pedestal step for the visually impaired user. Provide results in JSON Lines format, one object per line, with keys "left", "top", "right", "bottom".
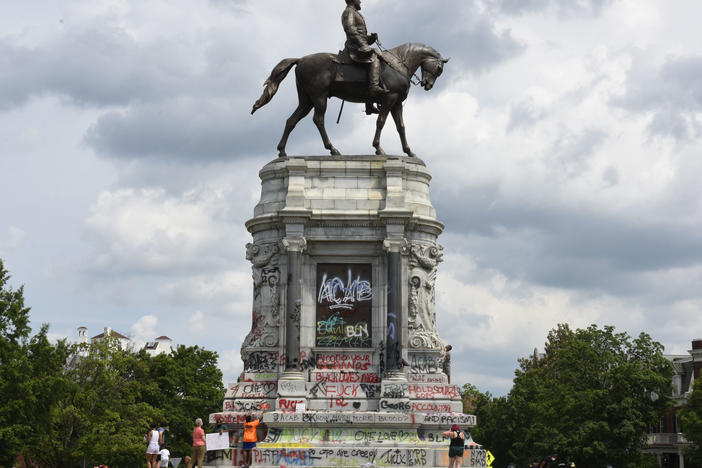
{"left": 201, "top": 445, "right": 489, "bottom": 467}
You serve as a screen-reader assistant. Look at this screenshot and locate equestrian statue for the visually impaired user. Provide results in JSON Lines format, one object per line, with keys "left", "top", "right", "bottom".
{"left": 251, "top": 0, "right": 449, "bottom": 158}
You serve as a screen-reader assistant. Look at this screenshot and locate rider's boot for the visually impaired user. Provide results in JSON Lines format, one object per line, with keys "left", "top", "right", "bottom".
{"left": 365, "top": 102, "right": 380, "bottom": 115}
{"left": 368, "top": 59, "right": 388, "bottom": 96}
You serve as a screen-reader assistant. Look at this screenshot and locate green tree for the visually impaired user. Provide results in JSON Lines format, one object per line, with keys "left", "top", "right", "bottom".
{"left": 504, "top": 324, "right": 672, "bottom": 468}
{"left": 680, "top": 377, "right": 702, "bottom": 466}
{"left": 0, "top": 258, "right": 225, "bottom": 467}
{"left": 35, "top": 338, "right": 224, "bottom": 467}
{"left": 0, "top": 260, "right": 71, "bottom": 468}
{"left": 0, "top": 258, "right": 32, "bottom": 465}
{"left": 462, "top": 383, "right": 516, "bottom": 468}
{"left": 144, "top": 345, "right": 225, "bottom": 456}
{"left": 66, "top": 337, "right": 162, "bottom": 467}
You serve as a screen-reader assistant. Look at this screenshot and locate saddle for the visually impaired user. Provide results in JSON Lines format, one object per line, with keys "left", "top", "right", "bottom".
{"left": 332, "top": 48, "right": 408, "bottom": 83}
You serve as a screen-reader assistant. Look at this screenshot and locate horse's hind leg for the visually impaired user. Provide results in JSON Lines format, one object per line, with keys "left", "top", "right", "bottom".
{"left": 312, "top": 96, "right": 341, "bottom": 156}
{"left": 391, "top": 102, "right": 415, "bottom": 157}
{"left": 277, "top": 98, "right": 313, "bottom": 157}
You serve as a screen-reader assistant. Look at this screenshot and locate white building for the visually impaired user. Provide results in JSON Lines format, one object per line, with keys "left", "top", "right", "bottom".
{"left": 143, "top": 336, "right": 173, "bottom": 356}
{"left": 89, "top": 326, "right": 132, "bottom": 349}
{"left": 74, "top": 327, "right": 173, "bottom": 355}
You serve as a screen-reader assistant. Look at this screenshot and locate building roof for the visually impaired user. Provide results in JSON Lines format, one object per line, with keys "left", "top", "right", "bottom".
{"left": 155, "top": 335, "right": 172, "bottom": 341}
{"left": 91, "top": 330, "right": 129, "bottom": 340}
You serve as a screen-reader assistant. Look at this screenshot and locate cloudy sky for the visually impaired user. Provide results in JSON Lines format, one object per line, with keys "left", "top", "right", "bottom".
{"left": 2, "top": 0, "right": 701, "bottom": 396}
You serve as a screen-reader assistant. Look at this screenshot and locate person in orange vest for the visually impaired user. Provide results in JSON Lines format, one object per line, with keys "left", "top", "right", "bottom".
{"left": 242, "top": 412, "right": 262, "bottom": 468}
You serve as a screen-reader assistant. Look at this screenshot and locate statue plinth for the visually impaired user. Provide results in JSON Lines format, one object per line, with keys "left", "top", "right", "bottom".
{"left": 209, "top": 155, "right": 483, "bottom": 467}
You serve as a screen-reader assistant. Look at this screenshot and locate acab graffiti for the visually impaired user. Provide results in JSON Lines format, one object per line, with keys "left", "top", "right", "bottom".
{"left": 317, "top": 269, "right": 372, "bottom": 310}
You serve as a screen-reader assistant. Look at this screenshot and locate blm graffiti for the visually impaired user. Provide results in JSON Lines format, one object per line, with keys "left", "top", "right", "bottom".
{"left": 316, "top": 264, "right": 372, "bottom": 348}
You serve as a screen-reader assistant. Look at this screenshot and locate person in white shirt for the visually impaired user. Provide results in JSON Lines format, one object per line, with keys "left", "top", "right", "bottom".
{"left": 159, "top": 445, "right": 170, "bottom": 467}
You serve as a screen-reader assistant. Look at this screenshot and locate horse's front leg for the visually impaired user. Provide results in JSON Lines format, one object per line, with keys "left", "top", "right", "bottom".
{"left": 372, "top": 98, "right": 394, "bottom": 155}
{"left": 312, "top": 96, "right": 341, "bottom": 156}
{"left": 391, "top": 102, "right": 415, "bottom": 157}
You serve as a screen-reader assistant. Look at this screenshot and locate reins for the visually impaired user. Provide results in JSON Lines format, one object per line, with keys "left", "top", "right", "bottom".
{"left": 336, "top": 40, "right": 429, "bottom": 124}
{"left": 375, "top": 39, "right": 422, "bottom": 86}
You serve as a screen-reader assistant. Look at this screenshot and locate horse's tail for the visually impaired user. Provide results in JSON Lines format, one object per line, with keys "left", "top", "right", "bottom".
{"left": 251, "top": 58, "right": 299, "bottom": 114}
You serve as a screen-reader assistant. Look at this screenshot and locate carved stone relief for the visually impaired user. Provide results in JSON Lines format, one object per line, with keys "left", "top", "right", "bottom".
{"left": 242, "top": 242, "right": 281, "bottom": 348}
{"left": 404, "top": 242, "right": 444, "bottom": 350}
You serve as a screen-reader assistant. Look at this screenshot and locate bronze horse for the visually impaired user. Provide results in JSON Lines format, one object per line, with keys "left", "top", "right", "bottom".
{"left": 251, "top": 42, "right": 448, "bottom": 157}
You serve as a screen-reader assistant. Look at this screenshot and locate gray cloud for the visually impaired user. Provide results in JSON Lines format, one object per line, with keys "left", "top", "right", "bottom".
{"left": 487, "top": 0, "right": 617, "bottom": 17}
{"left": 0, "top": 20, "right": 263, "bottom": 111}
{"left": 601, "top": 166, "right": 619, "bottom": 187}
{"left": 434, "top": 184, "right": 702, "bottom": 297}
{"left": 209, "top": 0, "right": 248, "bottom": 13}
{"left": 507, "top": 96, "right": 548, "bottom": 132}
{"left": 0, "top": 27, "right": 184, "bottom": 110}
{"left": 647, "top": 108, "right": 702, "bottom": 141}
{"left": 550, "top": 129, "right": 607, "bottom": 177}
{"left": 372, "top": 0, "right": 525, "bottom": 73}
{"left": 612, "top": 54, "right": 702, "bottom": 141}
{"left": 86, "top": 98, "right": 267, "bottom": 161}
{"left": 84, "top": 93, "right": 328, "bottom": 162}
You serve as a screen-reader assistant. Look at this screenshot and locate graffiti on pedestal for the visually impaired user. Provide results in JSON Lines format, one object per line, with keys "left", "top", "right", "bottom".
{"left": 316, "top": 264, "right": 372, "bottom": 348}
{"left": 206, "top": 448, "right": 246, "bottom": 466}
{"left": 316, "top": 352, "right": 372, "bottom": 370}
{"left": 408, "top": 384, "right": 461, "bottom": 400}
{"left": 210, "top": 412, "right": 248, "bottom": 425}
{"left": 408, "top": 354, "right": 441, "bottom": 374}
{"left": 243, "top": 351, "right": 278, "bottom": 372}
{"left": 278, "top": 398, "right": 306, "bottom": 411}
{"left": 410, "top": 401, "right": 455, "bottom": 412}
{"left": 223, "top": 399, "right": 273, "bottom": 412}
{"left": 253, "top": 447, "right": 430, "bottom": 467}
{"left": 242, "top": 242, "right": 281, "bottom": 348}
{"left": 312, "top": 372, "right": 380, "bottom": 383}
{"left": 226, "top": 382, "right": 278, "bottom": 399}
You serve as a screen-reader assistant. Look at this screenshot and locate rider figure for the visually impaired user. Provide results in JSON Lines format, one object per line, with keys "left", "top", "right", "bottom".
{"left": 342, "top": 0, "right": 387, "bottom": 113}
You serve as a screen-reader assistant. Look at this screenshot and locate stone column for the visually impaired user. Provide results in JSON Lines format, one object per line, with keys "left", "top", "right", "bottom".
{"left": 380, "top": 237, "right": 410, "bottom": 411}
{"left": 382, "top": 237, "right": 407, "bottom": 381}
{"left": 380, "top": 157, "right": 410, "bottom": 380}
{"left": 278, "top": 157, "right": 309, "bottom": 381}
{"left": 281, "top": 236, "right": 306, "bottom": 378}
{"left": 386, "top": 248, "right": 401, "bottom": 373}
{"left": 275, "top": 236, "right": 307, "bottom": 409}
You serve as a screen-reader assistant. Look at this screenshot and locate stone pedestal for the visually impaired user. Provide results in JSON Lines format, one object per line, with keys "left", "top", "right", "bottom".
{"left": 208, "top": 155, "right": 481, "bottom": 467}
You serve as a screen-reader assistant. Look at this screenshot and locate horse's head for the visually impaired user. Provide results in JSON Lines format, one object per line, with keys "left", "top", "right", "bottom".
{"left": 419, "top": 56, "right": 449, "bottom": 91}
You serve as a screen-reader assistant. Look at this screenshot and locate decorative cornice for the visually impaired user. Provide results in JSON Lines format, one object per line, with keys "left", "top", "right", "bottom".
{"left": 378, "top": 209, "right": 413, "bottom": 223}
